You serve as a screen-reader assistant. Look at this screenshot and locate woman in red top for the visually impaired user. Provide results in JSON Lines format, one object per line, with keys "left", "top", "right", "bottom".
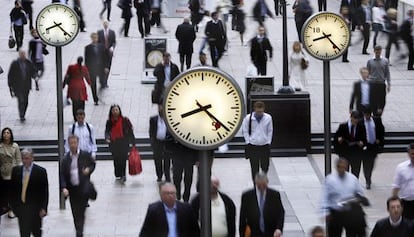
{"left": 63, "top": 56, "right": 91, "bottom": 121}
{"left": 105, "top": 104, "right": 135, "bottom": 183}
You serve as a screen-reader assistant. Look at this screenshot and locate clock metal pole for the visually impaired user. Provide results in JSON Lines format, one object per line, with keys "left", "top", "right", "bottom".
{"left": 56, "top": 46, "right": 66, "bottom": 210}
{"left": 199, "top": 150, "right": 212, "bottom": 237}
{"left": 323, "top": 61, "right": 332, "bottom": 175}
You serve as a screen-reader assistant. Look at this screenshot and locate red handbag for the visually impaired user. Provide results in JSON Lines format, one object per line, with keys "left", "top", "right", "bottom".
{"left": 128, "top": 146, "right": 142, "bottom": 175}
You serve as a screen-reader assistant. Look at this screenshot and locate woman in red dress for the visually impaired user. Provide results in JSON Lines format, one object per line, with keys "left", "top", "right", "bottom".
{"left": 63, "top": 56, "right": 91, "bottom": 121}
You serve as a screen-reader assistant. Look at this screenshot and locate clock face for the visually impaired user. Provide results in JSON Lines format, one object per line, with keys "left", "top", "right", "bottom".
{"left": 36, "top": 4, "right": 79, "bottom": 46}
{"left": 302, "top": 12, "right": 350, "bottom": 61}
{"left": 163, "top": 67, "right": 245, "bottom": 150}
{"left": 147, "top": 50, "right": 163, "bottom": 67}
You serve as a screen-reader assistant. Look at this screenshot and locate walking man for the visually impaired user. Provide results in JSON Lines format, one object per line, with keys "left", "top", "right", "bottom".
{"left": 134, "top": 0, "right": 151, "bottom": 38}
{"left": 175, "top": 17, "right": 196, "bottom": 71}
{"left": 250, "top": 26, "right": 273, "bottom": 75}
{"left": 97, "top": 20, "right": 116, "bottom": 88}
{"left": 85, "top": 32, "right": 106, "bottom": 105}
{"left": 28, "top": 29, "right": 48, "bottom": 91}
{"left": 205, "top": 12, "right": 226, "bottom": 67}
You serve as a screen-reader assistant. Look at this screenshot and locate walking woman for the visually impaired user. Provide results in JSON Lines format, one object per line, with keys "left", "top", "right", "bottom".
{"left": 289, "top": 41, "right": 308, "bottom": 90}
{"left": 0, "top": 128, "right": 22, "bottom": 218}
{"left": 105, "top": 105, "right": 135, "bottom": 183}
{"left": 63, "top": 56, "right": 91, "bottom": 122}
{"left": 10, "top": 0, "right": 27, "bottom": 51}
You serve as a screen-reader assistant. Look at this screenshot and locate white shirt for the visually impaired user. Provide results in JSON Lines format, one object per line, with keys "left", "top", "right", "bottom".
{"left": 156, "top": 115, "right": 167, "bottom": 140}
{"left": 360, "top": 80, "right": 370, "bottom": 105}
{"left": 211, "top": 195, "right": 228, "bottom": 237}
{"left": 70, "top": 149, "right": 80, "bottom": 186}
{"left": 242, "top": 112, "right": 273, "bottom": 145}
{"left": 393, "top": 160, "right": 414, "bottom": 200}
{"left": 64, "top": 122, "right": 97, "bottom": 158}
{"left": 372, "top": 6, "right": 386, "bottom": 25}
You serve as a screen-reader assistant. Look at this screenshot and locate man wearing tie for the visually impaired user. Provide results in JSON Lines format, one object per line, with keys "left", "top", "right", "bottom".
{"left": 239, "top": 172, "right": 285, "bottom": 237}
{"left": 97, "top": 20, "right": 116, "bottom": 88}
{"left": 334, "top": 111, "right": 367, "bottom": 178}
{"left": 10, "top": 148, "right": 49, "bottom": 237}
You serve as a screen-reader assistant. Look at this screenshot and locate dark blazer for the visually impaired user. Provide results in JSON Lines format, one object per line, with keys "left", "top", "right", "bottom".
{"left": 349, "top": 80, "right": 372, "bottom": 112}
{"left": 252, "top": 0, "right": 273, "bottom": 20}
{"left": 97, "top": 29, "right": 116, "bottom": 49}
{"left": 60, "top": 150, "right": 96, "bottom": 191}
{"left": 8, "top": 59, "right": 35, "bottom": 93}
{"left": 149, "top": 115, "right": 165, "bottom": 154}
{"left": 133, "top": 0, "right": 151, "bottom": 15}
{"left": 370, "top": 217, "right": 414, "bottom": 237}
{"left": 10, "top": 164, "right": 49, "bottom": 217}
{"left": 333, "top": 121, "right": 367, "bottom": 158}
{"left": 140, "top": 201, "right": 200, "bottom": 237}
{"left": 190, "top": 192, "right": 236, "bottom": 237}
{"left": 362, "top": 116, "right": 385, "bottom": 153}
{"left": 239, "top": 188, "right": 285, "bottom": 237}
{"left": 85, "top": 43, "right": 107, "bottom": 70}
{"left": 152, "top": 62, "right": 180, "bottom": 104}
{"left": 205, "top": 20, "right": 226, "bottom": 43}
{"left": 175, "top": 22, "right": 196, "bottom": 54}
{"left": 250, "top": 36, "right": 273, "bottom": 63}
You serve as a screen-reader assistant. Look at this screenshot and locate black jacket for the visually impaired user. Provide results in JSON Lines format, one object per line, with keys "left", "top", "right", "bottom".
{"left": 8, "top": 58, "right": 34, "bottom": 93}
{"left": 85, "top": 43, "right": 107, "bottom": 70}
{"left": 250, "top": 36, "right": 273, "bottom": 63}
{"left": 349, "top": 80, "right": 372, "bottom": 112}
{"left": 175, "top": 22, "right": 196, "bottom": 54}
{"left": 333, "top": 121, "right": 366, "bottom": 158}
{"left": 370, "top": 217, "right": 414, "bottom": 237}
{"left": 60, "top": 150, "right": 96, "bottom": 190}
{"left": 152, "top": 62, "right": 180, "bottom": 104}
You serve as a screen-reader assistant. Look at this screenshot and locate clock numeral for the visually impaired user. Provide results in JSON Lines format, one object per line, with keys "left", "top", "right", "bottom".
{"left": 313, "top": 27, "right": 320, "bottom": 33}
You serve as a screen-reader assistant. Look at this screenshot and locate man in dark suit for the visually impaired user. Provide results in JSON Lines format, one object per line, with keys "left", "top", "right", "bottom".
{"left": 205, "top": 12, "right": 226, "bottom": 67}
{"left": 60, "top": 135, "right": 96, "bottom": 237}
{"left": 361, "top": 108, "right": 384, "bottom": 189}
{"left": 355, "top": 0, "right": 371, "bottom": 55}
{"left": 134, "top": 0, "right": 151, "bottom": 38}
{"left": 8, "top": 49, "right": 35, "bottom": 122}
{"left": 140, "top": 182, "right": 200, "bottom": 237}
{"left": 152, "top": 52, "right": 180, "bottom": 104}
{"left": 349, "top": 67, "right": 372, "bottom": 116}
{"left": 175, "top": 17, "right": 196, "bottom": 71}
{"left": 250, "top": 26, "right": 273, "bottom": 75}
{"left": 149, "top": 105, "right": 171, "bottom": 182}
{"left": 239, "top": 172, "right": 285, "bottom": 237}
{"left": 334, "top": 111, "right": 367, "bottom": 178}
{"left": 399, "top": 10, "right": 414, "bottom": 70}
{"left": 85, "top": 32, "right": 106, "bottom": 105}
{"left": 97, "top": 20, "right": 116, "bottom": 88}
{"left": 340, "top": 0, "right": 361, "bottom": 31}
{"left": 253, "top": 0, "right": 274, "bottom": 26}
{"left": 10, "top": 148, "right": 48, "bottom": 237}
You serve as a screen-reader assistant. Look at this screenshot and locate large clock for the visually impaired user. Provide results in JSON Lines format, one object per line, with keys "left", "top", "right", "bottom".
{"left": 163, "top": 67, "right": 245, "bottom": 150}
{"left": 301, "top": 12, "right": 350, "bottom": 61}
{"left": 36, "top": 4, "right": 79, "bottom": 47}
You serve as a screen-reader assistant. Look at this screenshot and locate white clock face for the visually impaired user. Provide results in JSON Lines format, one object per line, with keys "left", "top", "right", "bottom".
{"left": 302, "top": 12, "right": 350, "bottom": 61}
{"left": 36, "top": 4, "right": 79, "bottom": 46}
{"left": 163, "top": 67, "right": 245, "bottom": 150}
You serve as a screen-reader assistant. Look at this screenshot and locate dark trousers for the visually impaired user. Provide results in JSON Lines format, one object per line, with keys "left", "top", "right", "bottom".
{"left": 361, "top": 23, "right": 370, "bottom": 53}
{"left": 100, "top": 0, "right": 112, "bottom": 20}
{"left": 245, "top": 144, "right": 270, "bottom": 181}
{"left": 22, "top": 1, "right": 33, "bottom": 29}
{"left": 370, "top": 82, "right": 386, "bottom": 116}
{"left": 348, "top": 155, "right": 362, "bottom": 178}
{"left": 137, "top": 13, "right": 150, "bottom": 37}
{"left": 172, "top": 158, "right": 194, "bottom": 202}
{"left": 71, "top": 100, "right": 85, "bottom": 122}
{"left": 402, "top": 37, "right": 414, "bottom": 69}
{"left": 16, "top": 91, "right": 29, "bottom": 119}
{"left": 110, "top": 139, "right": 129, "bottom": 178}
{"left": 372, "top": 23, "right": 383, "bottom": 48}
{"left": 13, "top": 25, "right": 24, "bottom": 50}
{"left": 153, "top": 142, "right": 171, "bottom": 181}
{"left": 254, "top": 61, "right": 267, "bottom": 75}
{"left": 208, "top": 41, "right": 224, "bottom": 67}
{"left": 17, "top": 205, "right": 42, "bottom": 237}
{"left": 150, "top": 10, "right": 161, "bottom": 26}
{"left": 362, "top": 144, "right": 378, "bottom": 185}
{"left": 122, "top": 18, "right": 131, "bottom": 36}
{"left": 385, "top": 33, "right": 400, "bottom": 59}
{"left": 74, "top": 6, "right": 85, "bottom": 31}
{"left": 68, "top": 187, "right": 88, "bottom": 237}
{"left": 88, "top": 67, "right": 104, "bottom": 102}
{"left": 328, "top": 209, "right": 366, "bottom": 237}
{"left": 179, "top": 53, "right": 192, "bottom": 71}
{"left": 401, "top": 199, "right": 414, "bottom": 220}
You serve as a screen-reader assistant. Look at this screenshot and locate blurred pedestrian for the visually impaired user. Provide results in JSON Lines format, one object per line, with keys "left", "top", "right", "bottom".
{"left": 188, "top": 0, "right": 205, "bottom": 32}
{"left": 149, "top": 0, "right": 168, "bottom": 33}
{"left": 372, "top": 0, "right": 386, "bottom": 49}
{"left": 63, "top": 56, "right": 91, "bottom": 122}
{"left": 205, "top": 11, "right": 227, "bottom": 67}
{"left": 242, "top": 101, "right": 273, "bottom": 182}
{"left": 190, "top": 176, "right": 236, "bottom": 237}
{"left": 292, "top": 0, "right": 313, "bottom": 42}
{"left": 97, "top": 20, "right": 116, "bottom": 88}
{"left": 392, "top": 143, "right": 414, "bottom": 220}
{"left": 133, "top": 0, "right": 151, "bottom": 38}
{"left": 349, "top": 67, "right": 372, "bottom": 115}
{"left": 252, "top": 0, "right": 274, "bottom": 26}
{"left": 28, "top": 29, "right": 48, "bottom": 91}
{"left": 355, "top": 0, "right": 371, "bottom": 55}
{"left": 60, "top": 135, "right": 95, "bottom": 237}
{"left": 0, "top": 128, "right": 22, "bottom": 219}
{"left": 340, "top": 0, "right": 360, "bottom": 31}
{"left": 85, "top": 32, "right": 106, "bottom": 105}
{"left": 65, "top": 109, "right": 98, "bottom": 160}
{"left": 140, "top": 182, "right": 200, "bottom": 236}
{"left": 175, "top": 17, "right": 196, "bottom": 71}
{"left": 370, "top": 196, "right": 414, "bottom": 237}
{"left": 310, "top": 226, "right": 325, "bottom": 237}
{"left": 105, "top": 104, "right": 135, "bottom": 183}
{"left": 100, "top": 0, "right": 112, "bottom": 21}
{"left": 194, "top": 52, "right": 209, "bottom": 66}
{"left": 340, "top": 5, "right": 351, "bottom": 62}
{"left": 333, "top": 111, "right": 366, "bottom": 177}
{"left": 120, "top": 0, "right": 133, "bottom": 37}
{"left": 239, "top": 172, "right": 285, "bottom": 237}
{"left": 399, "top": 10, "right": 414, "bottom": 70}
{"left": 152, "top": 52, "right": 180, "bottom": 104}
{"left": 231, "top": 4, "right": 246, "bottom": 45}
{"left": 320, "top": 158, "right": 368, "bottom": 237}
{"left": 149, "top": 105, "right": 171, "bottom": 182}
{"left": 8, "top": 49, "right": 35, "bottom": 122}
{"left": 10, "top": 1, "right": 27, "bottom": 51}
{"left": 384, "top": 8, "right": 400, "bottom": 61}
{"left": 74, "top": 0, "right": 86, "bottom": 32}
{"left": 21, "top": 0, "right": 33, "bottom": 30}
{"left": 289, "top": 41, "right": 308, "bottom": 90}
{"left": 10, "top": 148, "right": 48, "bottom": 237}
{"left": 250, "top": 26, "right": 272, "bottom": 75}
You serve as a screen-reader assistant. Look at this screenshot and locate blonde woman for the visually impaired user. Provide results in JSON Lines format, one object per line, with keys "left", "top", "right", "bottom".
{"left": 289, "top": 41, "right": 308, "bottom": 91}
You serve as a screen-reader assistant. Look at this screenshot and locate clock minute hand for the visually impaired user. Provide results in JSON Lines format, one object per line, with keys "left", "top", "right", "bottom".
{"left": 196, "top": 100, "right": 230, "bottom": 132}
{"left": 322, "top": 32, "right": 339, "bottom": 50}
{"left": 54, "top": 21, "right": 72, "bottom": 37}
{"left": 312, "top": 34, "right": 331, "bottom": 42}
{"left": 181, "top": 104, "right": 212, "bottom": 118}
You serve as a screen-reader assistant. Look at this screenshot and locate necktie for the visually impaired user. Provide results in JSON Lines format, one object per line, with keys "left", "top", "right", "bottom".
{"left": 104, "top": 31, "right": 109, "bottom": 49}
{"left": 21, "top": 168, "right": 30, "bottom": 203}
{"left": 350, "top": 125, "right": 355, "bottom": 141}
{"left": 259, "top": 191, "right": 265, "bottom": 233}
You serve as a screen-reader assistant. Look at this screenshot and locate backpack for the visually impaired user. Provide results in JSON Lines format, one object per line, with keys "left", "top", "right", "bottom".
{"left": 71, "top": 123, "right": 93, "bottom": 143}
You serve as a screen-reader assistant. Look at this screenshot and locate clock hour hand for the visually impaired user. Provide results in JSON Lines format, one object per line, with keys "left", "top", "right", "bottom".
{"left": 45, "top": 22, "right": 62, "bottom": 33}
{"left": 196, "top": 100, "right": 230, "bottom": 132}
{"left": 323, "top": 32, "right": 339, "bottom": 50}
{"left": 54, "top": 21, "right": 72, "bottom": 37}
{"left": 312, "top": 33, "right": 331, "bottom": 42}
{"left": 181, "top": 104, "right": 212, "bottom": 118}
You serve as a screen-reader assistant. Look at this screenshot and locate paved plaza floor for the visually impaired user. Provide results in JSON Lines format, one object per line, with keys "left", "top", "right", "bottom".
{"left": 0, "top": 0, "right": 414, "bottom": 236}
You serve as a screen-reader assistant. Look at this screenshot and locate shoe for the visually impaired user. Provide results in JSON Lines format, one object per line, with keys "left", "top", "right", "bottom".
{"left": 121, "top": 176, "right": 126, "bottom": 183}
{"left": 8, "top": 210, "right": 16, "bottom": 219}
{"left": 157, "top": 178, "right": 162, "bottom": 182}
{"left": 366, "top": 183, "right": 371, "bottom": 190}
{"left": 342, "top": 59, "right": 350, "bottom": 63}
{"left": 94, "top": 101, "right": 99, "bottom": 106}
{"left": 36, "top": 86, "right": 39, "bottom": 91}
{"left": 20, "top": 117, "right": 26, "bottom": 122}
{"left": 408, "top": 67, "right": 414, "bottom": 70}
{"left": 362, "top": 51, "right": 369, "bottom": 55}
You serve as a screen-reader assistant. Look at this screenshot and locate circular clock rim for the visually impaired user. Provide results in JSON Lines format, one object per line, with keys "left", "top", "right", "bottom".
{"left": 162, "top": 66, "right": 245, "bottom": 150}
{"left": 301, "top": 11, "right": 351, "bottom": 61}
{"left": 35, "top": 3, "right": 80, "bottom": 47}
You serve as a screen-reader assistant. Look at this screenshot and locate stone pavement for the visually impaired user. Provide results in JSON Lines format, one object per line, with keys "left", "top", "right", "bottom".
{"left": 0, "top": 0, "right": 414, "bottom": 236}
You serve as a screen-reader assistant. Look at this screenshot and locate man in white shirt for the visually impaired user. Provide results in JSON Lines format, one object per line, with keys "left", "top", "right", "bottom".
{"left": 242, "top": 101, "right": 273, "bottom": 181}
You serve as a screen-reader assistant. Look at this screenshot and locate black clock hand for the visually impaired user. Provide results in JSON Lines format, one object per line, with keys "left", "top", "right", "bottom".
{"left": 196, "top": 100, "right": 230, "bottom": 132}
{"left": 323, "top": 32, "right": 339, "bottom": 50}
{"left": 45, "top": 22, "right": 62, "bottom": 32}
{"left": 54, "top": 21, "right": 72, "bottom": 37}
{"left": 312, "top": 34, "right": 331, "bottom": 42}
{"left": 181, "top": 104, "right": 212, "bottom": 118}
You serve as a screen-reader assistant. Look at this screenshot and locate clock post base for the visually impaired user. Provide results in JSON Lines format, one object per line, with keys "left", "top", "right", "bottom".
{"left": 277, "top": 85, "right": 295, "bottom": 94}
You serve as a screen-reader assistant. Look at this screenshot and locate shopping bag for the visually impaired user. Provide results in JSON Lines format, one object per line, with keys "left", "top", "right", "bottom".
{"left": 128, "top": 146, "right": 142, "bottom": 175}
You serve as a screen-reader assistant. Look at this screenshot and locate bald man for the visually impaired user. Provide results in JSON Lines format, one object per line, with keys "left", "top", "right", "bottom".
{"left": 175, "top": 17, "right": 196, "bottom": 71}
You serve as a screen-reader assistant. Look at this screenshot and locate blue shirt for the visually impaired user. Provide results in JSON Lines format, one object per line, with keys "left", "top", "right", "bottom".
{"left": 164, "top": 203, "right": 178, "bottom": 237}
